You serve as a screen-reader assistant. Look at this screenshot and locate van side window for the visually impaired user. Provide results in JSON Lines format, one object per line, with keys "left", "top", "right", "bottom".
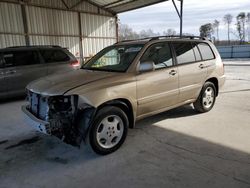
{"left": 3, "top": 51, "right": 39, "bottom": 67}
{"left": 172, "top": 42, "right": 196, "bottom": 64}
{"left": 40, "top": 50, "right": 69, "bottom": 63}
{"left": 197, "top": 43, "right": 215, "bottom": 60}
{"left": 140, "top": 42, "right": 173, "bottom": 70}
{"left": 192, "top": 43, "right": 202, "bottom": 61}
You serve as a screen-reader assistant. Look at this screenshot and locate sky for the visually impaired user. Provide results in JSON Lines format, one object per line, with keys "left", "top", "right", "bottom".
{"left": 118, "top": 0, "right": 250, "bottom": 40}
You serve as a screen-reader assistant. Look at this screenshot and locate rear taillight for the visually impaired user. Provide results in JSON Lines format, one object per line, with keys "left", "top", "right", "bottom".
{"left": 70, "top": 60, "right": 80, "bottom": 68}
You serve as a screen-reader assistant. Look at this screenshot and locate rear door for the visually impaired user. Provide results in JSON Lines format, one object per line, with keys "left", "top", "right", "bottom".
{"left": 172, "top": 42, "right": 207, "bottom": 102}
{"left": 39, "top": 49, "right": 73, "bottom": 75}
{"left": 3, "top": 50, "right": 47, "bottom": 96}
{"left": 0, "top": 53, "right": 7, "bottom": 98}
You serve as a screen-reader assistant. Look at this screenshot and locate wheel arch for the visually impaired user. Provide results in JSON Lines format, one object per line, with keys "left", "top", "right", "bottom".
{"left": 97, "top": 98, "right": 135, "bottom": 129}
{"left": 205, "top": 77, "right": 219, "bottom": 96}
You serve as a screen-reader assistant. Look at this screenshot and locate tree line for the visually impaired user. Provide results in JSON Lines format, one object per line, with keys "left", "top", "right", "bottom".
{"left": 118, "top": 24, "right": 180, "bottom": 41}
{"left": 200, "top": 12, "right": 250, "bottom": 44}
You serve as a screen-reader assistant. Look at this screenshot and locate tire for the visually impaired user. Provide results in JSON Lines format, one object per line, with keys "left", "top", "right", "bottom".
{"left": 88, "top": 106, "right": 128, "bottom": 155}
{"left": 193, "top": 82, "right": 216, "bottom": 113}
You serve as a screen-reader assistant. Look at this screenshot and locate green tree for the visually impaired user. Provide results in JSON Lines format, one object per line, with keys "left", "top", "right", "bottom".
{"left": 212, "top": 20, "right": 220, "bottom": 42}
{"left": 236, "top": 12, "right": 247, "bottom": 43}
{"left": 247, "top": 13, "right": 250, "bottom": 41}
{"left": 163, "top": 29, "right": 177, "bottom": 36}
{"left": 199, "top": 23, "right": 213, "bottom": 38}
{"left": 223, "top": 14, "right": 233, "bottom": 44}
{"left": 118, "top": 24, "right": 139, "bottom": 41}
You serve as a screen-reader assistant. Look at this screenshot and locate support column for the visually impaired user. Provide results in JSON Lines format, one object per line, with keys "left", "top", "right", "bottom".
{"left": 115, "top": 16, "right": 119, "bottom": 42}
{"left": 171, "top": 0, "right": 183, "bottom": 37}
{"left": 180, "top": 0, "right": 183, "bottom": 37}
{"left": 78, "top": 12, "right": 84, "bottom": 63}
{"left": 21, "top": 4, "right": 30, "bottom": 46}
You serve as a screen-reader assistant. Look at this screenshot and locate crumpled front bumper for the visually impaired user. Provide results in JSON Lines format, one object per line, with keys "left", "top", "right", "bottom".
{"left": 22, "top": 105, "right": 51, "bottom": 135}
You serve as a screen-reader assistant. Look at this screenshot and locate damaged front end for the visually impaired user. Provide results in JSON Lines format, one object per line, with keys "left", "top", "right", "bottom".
{"left": 22, "top": 91, "right": 95, "bottom": 147}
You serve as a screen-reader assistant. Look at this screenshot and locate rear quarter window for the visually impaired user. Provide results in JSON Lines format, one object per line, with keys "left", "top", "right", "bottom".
{"left": 40, "top": 49, "right": 70, "bottom": 63}
{"left": 197, "top": 43, "right": 215, "bottom": 60}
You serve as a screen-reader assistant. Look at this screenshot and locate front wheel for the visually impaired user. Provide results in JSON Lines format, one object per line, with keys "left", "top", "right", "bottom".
{"left": 193, "top": 82, "right": 216, "bottom": 113}
{"left": 88, "top": 106, "right": 128, "bottom": 155}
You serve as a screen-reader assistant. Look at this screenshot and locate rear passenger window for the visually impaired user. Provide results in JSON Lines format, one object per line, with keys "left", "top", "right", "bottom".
{"left": 197, "top": 43, "right": 215, "bottom": 60}
{"left": 140, "top": 42, "right": 173, "bottom": 70}
{"left": 40, "top": 50, "right": 70, "bottom": 63}
{"left": 3, "top": 51, "right": 39, "bottom": 67}
{"left": 172, "top": 42, "right": 196, "bottom": 64}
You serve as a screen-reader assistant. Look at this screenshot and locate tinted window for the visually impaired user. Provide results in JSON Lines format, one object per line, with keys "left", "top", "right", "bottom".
{"left": 40, "top": 49, "right": 70, "bottom": 63}
{"left": 140, "top": 42, "right": 173, "bottom": 69}
{"left": 3, "top": 51, "right": 39, "bottom": 67}
{"left": 0, "top": 55, "right": 4, "bottom": 68}
{"left": 172, "top": 42, "right": 196, "bottom": 64}
{"left": 192, "top": 43, "right": 202, "bottom": 61}
{"left": 197, "top": 43, "right": 215, "bottom": 60}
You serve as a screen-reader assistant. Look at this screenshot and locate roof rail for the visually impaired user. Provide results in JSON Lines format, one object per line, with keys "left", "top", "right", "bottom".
{"left": 6, "top": 45, "right": 62, "bottom": 49}
{"left": 149, "top": 35, "right": 208, "bottom": 41}
{"left": 115, "top": 37, "right": 153, "bottom": 44}
{"left": 116, "top": 35, "right": 208, "bottom": 44}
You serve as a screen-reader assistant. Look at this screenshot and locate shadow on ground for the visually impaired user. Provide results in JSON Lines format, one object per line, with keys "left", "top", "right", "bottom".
{"left": 0, "top": 105, "right": 250, "bottom": 188}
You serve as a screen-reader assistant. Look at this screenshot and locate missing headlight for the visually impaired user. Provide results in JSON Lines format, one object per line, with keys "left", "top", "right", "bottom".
{"left": 50, "top": 96, "right": 72, "bottom": 112}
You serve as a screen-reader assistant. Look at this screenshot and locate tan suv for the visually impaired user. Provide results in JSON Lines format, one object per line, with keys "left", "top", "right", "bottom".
{"left": 22, "top": 36, "right": 225, "bottom": 155}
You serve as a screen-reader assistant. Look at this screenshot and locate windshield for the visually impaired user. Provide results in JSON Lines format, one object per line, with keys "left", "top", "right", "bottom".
{"left": 82, "top": 44, "right": 144, "bottom": 72}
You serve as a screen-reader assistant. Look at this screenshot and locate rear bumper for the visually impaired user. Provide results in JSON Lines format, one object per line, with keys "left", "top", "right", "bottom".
{"left": 22, "top": 105, "right": 50, "bottom": 135}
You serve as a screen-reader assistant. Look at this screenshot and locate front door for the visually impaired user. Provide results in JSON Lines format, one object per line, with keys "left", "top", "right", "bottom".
{"left": 136, "top": 42, "right": 179, "bottom": 117}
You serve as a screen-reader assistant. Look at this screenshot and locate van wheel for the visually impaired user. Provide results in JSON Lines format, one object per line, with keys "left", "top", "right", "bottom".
{"left": 193, "top": 82, "right": 216, "bottom": 113}
{"left": 88, "top": 106, "right": 128, "bottom": 155}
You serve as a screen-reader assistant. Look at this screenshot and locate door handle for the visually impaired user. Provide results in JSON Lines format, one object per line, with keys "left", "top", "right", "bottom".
{"left": 5, "top": 70, "right": 16, "bottom": 74}
{"left": 199, "top": 64, "right": 205, "bottom": 69}
{"left": 169, "top": 70, "right": 177, "bottom": 76}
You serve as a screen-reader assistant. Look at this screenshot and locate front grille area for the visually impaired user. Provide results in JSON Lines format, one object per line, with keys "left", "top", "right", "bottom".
{"left": 28, "top": 91, "right": 49, "bottom": 121}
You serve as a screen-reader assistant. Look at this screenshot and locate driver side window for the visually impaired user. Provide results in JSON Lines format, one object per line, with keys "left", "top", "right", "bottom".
{"left": 140, "top": 42, "right": 173, "bottom": 70}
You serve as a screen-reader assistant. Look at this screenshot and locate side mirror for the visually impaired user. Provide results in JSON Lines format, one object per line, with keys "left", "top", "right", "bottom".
{"left": 139, "top": 61, "right": 155, "bottom": 73}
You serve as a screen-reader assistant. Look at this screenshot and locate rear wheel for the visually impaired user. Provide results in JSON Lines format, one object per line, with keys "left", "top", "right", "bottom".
{"left": 88, "top": 106, "right": 128, "bottom": 155}
{"left": 193, "top": 82, "right": 216, "bottom": 113}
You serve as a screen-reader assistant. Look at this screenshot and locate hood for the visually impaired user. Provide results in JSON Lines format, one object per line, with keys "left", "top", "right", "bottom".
{"left": 27, "top": 69, "right": 117, "bottom": 96}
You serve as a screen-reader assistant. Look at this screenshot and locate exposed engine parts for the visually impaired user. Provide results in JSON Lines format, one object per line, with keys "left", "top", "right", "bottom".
{"left": 27, "top": 91, "right": 95, "bottom": 147}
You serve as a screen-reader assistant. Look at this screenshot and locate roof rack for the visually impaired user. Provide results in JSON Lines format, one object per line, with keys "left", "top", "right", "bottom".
{"left": 116, "top": 35, "right": 208, "bottom": 44}
{"left": 7, "top": 45, "right": 62, "bottom": 49}
{"left": 149, "top": 35, "right": 208, "bottom": 41}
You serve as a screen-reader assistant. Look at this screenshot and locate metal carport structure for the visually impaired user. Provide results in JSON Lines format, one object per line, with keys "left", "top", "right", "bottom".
{"left": 0, "top": 0, "right": 183, "bottom": 61}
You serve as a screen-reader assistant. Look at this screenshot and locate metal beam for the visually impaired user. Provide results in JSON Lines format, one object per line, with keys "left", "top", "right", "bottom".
{"left": 83, "top": 0, "right": 116, "bottom": 15}
{"left": 171, "top": 0, "right": 183, "bottom": 37}
{"left": 102, "top": 0, "right": 126, "bottom": 8}
{"left": 70, "top": 0, "right": 84, "bottom": 9}
{"left": 110, "top": 0, "right": 167, "bottom": 13}
{"left": 61, "top": 0, "right": 69, "bottom": 9}
{"left": 171, "top": 0, "right": 180, "bottom": 18}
